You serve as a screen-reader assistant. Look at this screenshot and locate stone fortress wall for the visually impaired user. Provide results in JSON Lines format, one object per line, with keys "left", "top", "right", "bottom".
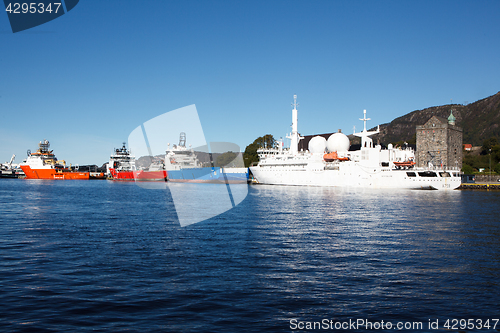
{"left": 416, "top": 111, "right": 462, "bottom": 169}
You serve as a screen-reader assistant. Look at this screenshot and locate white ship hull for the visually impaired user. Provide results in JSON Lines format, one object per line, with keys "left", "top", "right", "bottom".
{"left": 250, "top": 163, "right": 461, "bottom": 190}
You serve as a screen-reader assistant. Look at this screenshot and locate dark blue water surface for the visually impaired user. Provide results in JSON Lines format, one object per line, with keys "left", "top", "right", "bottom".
{"left": 1, "top": 179, "right": 499, "bottom": 332}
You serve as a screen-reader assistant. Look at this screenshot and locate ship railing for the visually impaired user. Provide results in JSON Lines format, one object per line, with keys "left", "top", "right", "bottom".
{"left": 422, "top": 165, "right": 461, "bottom": 172}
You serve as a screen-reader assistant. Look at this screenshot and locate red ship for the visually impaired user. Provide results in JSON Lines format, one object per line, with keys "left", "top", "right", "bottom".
{"left": 108, "top": 143, "right": 167, "bottom": 181}
{"left": 20, "top": 140, "right": 89, "bottom": 180}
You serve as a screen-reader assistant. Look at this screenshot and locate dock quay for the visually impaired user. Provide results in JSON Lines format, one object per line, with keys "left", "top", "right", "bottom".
{"left": 459, "top": 183, "right": 500, "bottom": 190}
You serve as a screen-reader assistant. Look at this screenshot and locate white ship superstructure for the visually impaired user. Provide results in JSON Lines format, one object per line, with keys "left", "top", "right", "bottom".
{"left": 164, "top": 133, "right": 201, "bottom": 172}
{"left": 165, "top": 132, "right": 248, "bottom": 183}
{"left": 107, "top": 143, "right": 136, "bottom": 176}
{"left": 19, "top": 140, "right": 89, "bottom": 179}
{"left": 0, "top": 154, "right": 24, "bottom": 178}
{"left": 249, "top": 96, "right": 461, "bottom": 190}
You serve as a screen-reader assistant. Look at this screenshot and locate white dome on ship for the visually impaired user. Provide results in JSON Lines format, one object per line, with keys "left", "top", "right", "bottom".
{"left": 327, "top": 133, "right": 350, "bottom": 152}
{"left": 308, "top": 136, "right": 327, "bottom": 154}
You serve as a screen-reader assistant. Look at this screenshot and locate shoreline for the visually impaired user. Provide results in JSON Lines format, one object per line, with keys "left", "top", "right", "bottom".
{"left": 459, "top": 183, "right": 500, "bottom": 190}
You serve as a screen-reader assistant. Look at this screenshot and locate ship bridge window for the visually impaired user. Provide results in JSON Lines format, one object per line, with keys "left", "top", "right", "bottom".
{"left": 439, "top": 172, "right": 450, "bottom": 177}
{"left": 418, "top": 171, "right": 437, "bottom": 177}
{"left": 406, "top": 172, "right": 416, "bottom": 177}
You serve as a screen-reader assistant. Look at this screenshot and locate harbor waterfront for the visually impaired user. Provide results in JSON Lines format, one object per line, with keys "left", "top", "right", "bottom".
{"left": 459, "top": 183, "right": 500, "bottom": 190}
{"left": 1, "top": 179, "right": 499, "bottom": 332}
{"left": 249, "top": 97, "right": 462, "bottom": 191}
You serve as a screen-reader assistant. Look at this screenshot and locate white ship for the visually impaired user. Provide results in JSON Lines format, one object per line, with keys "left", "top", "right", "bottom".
{"left": 1, "top": 154, "right": 24, "bottom": 178}
{"left": 165, "top": 132, "right": 248, "bottom": 183}
{"left": 249, "top": 96, "right": 461, "bottom": 190}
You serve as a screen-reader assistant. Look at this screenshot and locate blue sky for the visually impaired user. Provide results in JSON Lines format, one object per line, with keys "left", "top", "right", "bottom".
{"left": 1, "top": 0, "right": 499, "bottom": 165}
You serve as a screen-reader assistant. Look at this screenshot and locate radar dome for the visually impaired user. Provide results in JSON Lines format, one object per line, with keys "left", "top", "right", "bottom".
{"left": 327, "top": 133, "right": 350, "bottom": 152}
{"left": 308, "top": 136, "right": 327, "bottom": 154}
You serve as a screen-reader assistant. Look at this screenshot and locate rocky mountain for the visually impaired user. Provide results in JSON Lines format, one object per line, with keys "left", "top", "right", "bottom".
{"left": 370, "top": 91, "right": 500, "bottom": 146}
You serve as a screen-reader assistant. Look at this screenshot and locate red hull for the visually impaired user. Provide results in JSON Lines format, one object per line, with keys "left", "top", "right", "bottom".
{"left": 109, "top": 168, "right": 167, "bottom": 181}
{"left": 20, "top": 165, "right": 89, "bottom": 180}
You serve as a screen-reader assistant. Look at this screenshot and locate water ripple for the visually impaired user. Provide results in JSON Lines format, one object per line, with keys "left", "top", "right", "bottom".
{"left": 1, "top": 180, "right": 499, "bottom": 332}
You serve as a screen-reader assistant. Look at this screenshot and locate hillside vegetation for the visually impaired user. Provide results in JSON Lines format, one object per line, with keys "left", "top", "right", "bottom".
{"left": 371, "top": 91, "right": 500, "bottom": 146}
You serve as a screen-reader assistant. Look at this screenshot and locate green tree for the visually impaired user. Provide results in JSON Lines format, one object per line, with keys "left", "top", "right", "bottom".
{"left": 243, "top": 143, "right": 259, "bottom": 167}
{"left": 481, "top": 137, "right": 498, "bottom": 155}
{"left": 243, "top": 134, "right": 276, "bottom": 167}
{"left": 477, "top": 137, "right": 500, "bottom": 174}
{"left": 252, "top": 134, "right": 275, "bottom": 150}
{"left": 408, "top": 133, "right": 417, "bottom": 146}
{"left": 391, "top": 133, "right": 415, "bottom": 147}
{"left": 463, "top": 150, "right": 492, "bottom": 172}
{"left": 461, "top": 164, "right": 474, "bottom": 174}
{"left": 492, "top": 144, "right": 500, "bottom": 164}
{"left": 494, "top": 163, "right": 500, "bottom": 175}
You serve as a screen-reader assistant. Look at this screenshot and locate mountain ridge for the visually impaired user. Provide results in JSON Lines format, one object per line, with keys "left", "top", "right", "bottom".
{"left": 370, "top": 91, "right": 500, "bottom": 146}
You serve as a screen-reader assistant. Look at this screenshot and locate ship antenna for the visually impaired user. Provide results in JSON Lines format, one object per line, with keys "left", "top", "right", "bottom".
{"left": 360, "top": 109, "right": 371, "bottom": 132}
{"left": 292, "top": 94, "right": 299, "bottom": 110}
{"left": 179, "top": 132, "right": 186, "bottom": 147}
{"left": 286, "top": 94, "right": 302, "bottom": 155}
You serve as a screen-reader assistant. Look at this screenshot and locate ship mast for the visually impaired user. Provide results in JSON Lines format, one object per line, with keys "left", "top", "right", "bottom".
{"left": 360, "top": 109, "right": 370, "bottom": 132}
{"left": 287, "top": 95, "right": 302, "bottom": 154}
{"left": 354, "top": 109, "right": 380, "bottom": 149}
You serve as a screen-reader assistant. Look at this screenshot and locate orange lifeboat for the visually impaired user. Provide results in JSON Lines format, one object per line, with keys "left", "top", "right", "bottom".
{"left": 393, "top": 160, "right": 416, "bottom": 169}
{"left": 323, "top": 152, "right": 349, "bottom": 162}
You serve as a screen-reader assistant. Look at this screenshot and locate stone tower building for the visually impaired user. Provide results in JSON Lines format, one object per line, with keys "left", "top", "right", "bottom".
{"left": 416, "top": 110, "right": 462, "bottom": 169}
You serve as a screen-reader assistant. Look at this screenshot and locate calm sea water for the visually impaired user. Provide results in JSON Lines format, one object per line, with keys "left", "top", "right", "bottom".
{"left": 1, "top": 179, "right": 499, "bottom": 332}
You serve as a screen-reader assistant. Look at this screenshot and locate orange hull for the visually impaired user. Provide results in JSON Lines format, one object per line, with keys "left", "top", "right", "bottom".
{"left": 20, "top": 165, "right": 89, "bottom": 180}
{"left": 109, "top": 168, "right": 167, "bottom": 181}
